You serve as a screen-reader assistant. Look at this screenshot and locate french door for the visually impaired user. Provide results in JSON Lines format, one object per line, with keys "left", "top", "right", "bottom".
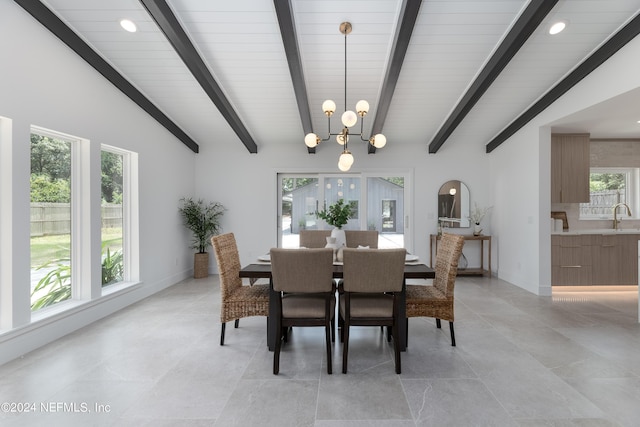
{"left": 278, "top": 173, "right": 410, "bottom": 250}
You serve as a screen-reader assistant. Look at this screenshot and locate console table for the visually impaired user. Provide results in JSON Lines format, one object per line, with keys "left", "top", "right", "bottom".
{"left": 429, "top": 234, "right": 492, "bottom": 277}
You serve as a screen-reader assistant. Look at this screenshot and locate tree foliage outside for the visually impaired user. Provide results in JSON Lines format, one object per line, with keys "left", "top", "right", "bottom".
{"left": 30, "top": 174, "right": 71, "bottom": 203}
{"left": 101, "top": 151, "right": 123, "bottom": 203}
{"left": 589, "top": 173, "right": 625, "bottom": 192}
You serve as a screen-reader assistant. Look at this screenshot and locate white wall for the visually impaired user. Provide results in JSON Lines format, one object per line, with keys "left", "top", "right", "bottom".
{"left": 488, "top": 35, "right": 640, "bottom": 295}
{"left": 0, "top": 2, "right": 196, "bottom": 365}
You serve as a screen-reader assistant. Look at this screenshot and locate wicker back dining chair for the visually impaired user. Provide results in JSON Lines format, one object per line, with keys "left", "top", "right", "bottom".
{"left": 340, "top": 248, "right": 406, "bottom": 374}
{"left": 270, "top": 248, "right": 336, "bottom": 375}
{"left": 299, "top": 230, "right": 332, "bottom": 248}
{"left": 211, "top": 233, "right": 270, "bottom": 346}
{"left": 405, "top": 233, "right": 465, "bottom": 346}
{"left": 344, "top": 230, "right": 379, "bottom": 248}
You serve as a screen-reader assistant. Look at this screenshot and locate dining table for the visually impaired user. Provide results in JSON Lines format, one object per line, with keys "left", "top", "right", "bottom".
{"left": 239, "top": 258, "right": 435, "bottom": 352}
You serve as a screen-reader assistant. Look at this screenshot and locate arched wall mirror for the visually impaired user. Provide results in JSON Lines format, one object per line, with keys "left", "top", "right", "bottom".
{"left": 438, "top": 180, "right": 470, "bottom": 228}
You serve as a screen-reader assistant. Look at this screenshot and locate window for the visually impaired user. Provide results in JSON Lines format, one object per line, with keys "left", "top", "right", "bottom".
{"left": 101, "top": 147, "right": 124, "bottom": 287}
{"left": 30, "top": 130, "right": 74, "bottom": 310}
{"left": 580, "top": 168, "right": 638, "bottom": 219}
{"left": 278, "top": 173, "right": 410, "bottom": 250}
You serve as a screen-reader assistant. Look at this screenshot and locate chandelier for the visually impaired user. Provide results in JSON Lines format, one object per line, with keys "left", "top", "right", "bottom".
{"left": 304, "top": 22, "right": 387, "bottom": 171}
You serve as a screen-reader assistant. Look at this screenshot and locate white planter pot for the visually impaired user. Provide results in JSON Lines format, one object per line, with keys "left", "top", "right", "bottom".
{"left": 331, "top": 228, "right": 346, "bottom": 248}
{"left": 473, "top": 224, "right": 482, "bottom": 236}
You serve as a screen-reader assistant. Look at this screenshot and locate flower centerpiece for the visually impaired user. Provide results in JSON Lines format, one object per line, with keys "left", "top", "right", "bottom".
{"left": 468, "top": 202, "right": 491, "bottom": 236}
{"left": 316, "top": 199, "right": 353, "bottom": 248}
{"left": 316, "top": 199, "right": 352, "bottom": 229}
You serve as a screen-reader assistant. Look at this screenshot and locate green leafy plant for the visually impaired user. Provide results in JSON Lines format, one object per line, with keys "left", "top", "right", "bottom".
{"left": 102, "top": 247, "right": 124, "bottom": 285}
{"left": 178, "top": 197, "right": 225, "bottom": 253}
{"left": 316, "top": 199, "right": 353, "bottom": 229}
{"left": 30, "top": 258, "right": 71, "bottom": 310}
{"left": 31, "top": 246, "right": 124, "bottom": 310}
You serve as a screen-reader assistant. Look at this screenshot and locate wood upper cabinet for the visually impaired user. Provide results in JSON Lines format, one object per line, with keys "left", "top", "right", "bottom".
{"left": 551, "top": 133, "right": 590, "bottom": 203}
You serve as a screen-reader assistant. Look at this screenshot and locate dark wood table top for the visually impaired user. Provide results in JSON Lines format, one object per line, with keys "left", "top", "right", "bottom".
{"left": 239, "top": 262, "right": 435, "bottom": 279}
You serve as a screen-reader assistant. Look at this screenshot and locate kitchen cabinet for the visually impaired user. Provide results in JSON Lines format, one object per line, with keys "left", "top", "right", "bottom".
{"left": 551, "top": 235, "right": 592, "bottom": 286}
{"left": 551, "top": 133, "right": 590, "bottom": 203}
{"left": 552, "top": 233, "right": 639, "bottom": 286}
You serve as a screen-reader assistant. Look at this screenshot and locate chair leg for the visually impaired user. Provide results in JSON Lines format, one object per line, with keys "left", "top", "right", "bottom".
{"left": 436, "top": 318, "right": 442, "bottom": 328}
{"left": 392, "top": 322, "right": 401, "bottom": 374}
{"left": 405, "top": 318, "right": 409, "bottom": 347}
{"left": 449, "top": 321, "right": 456, "bottom": 347}
{"left": 274, "top": 321, "right": 283, "bottom": 375}
{"left": 342, "top": 323, "right": 350, "bottom": 374}
{"left": 331, "top": 317, "right": 335, "bottom": 342}
{"left": 325, "top": 323, "right": 332, "bottom": 375}
{"left": 220, "top": 323, "right": 226, "bottom": 346}
{"left": 234, "top": 319, "right": 239, "bottom": 328}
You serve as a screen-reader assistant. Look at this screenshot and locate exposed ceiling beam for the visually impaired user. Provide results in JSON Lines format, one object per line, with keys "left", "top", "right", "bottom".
{"left": 428, "top": 0, "right": 558, "bottom": 154}
{"left": 368, "top": 0, "right": 422, "bottom": 154}
{"left": 139, "top": 0, "right": 257, "bottom": 154}
{"left": 274, "top": 0, "right": 315, "bottom": 153}
{"left": 14, "top": 0, "right": 199, "bottom": 153}
{"left": 486, "top": 12, "right": 640, "bottom": 153}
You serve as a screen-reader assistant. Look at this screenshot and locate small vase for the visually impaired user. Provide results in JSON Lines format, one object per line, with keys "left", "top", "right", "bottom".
{"left": 473, "top": 224, "right": 482, "bottom": 236}
{"left": 325, "top": 236, "right": 339, "bottom": 261}
{"left": 331, "top": 228, "right": 346, "bottom": 248}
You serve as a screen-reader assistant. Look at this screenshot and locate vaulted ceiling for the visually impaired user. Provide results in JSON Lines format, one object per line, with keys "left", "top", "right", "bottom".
{"left": 17, "top": 0, "right": 640, "bottom": 155}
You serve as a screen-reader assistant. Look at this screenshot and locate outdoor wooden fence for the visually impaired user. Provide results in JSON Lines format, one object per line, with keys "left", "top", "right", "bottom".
{"left": 30, "top": 203, "right": 122, "bottom": 236}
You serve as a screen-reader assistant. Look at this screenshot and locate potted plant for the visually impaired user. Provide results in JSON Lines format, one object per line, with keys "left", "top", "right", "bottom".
{"left": 316, "top": 199, "right": 353, "bottom": 247}
{"left": 179, "top": 197, "right": 225, "bottom": 278}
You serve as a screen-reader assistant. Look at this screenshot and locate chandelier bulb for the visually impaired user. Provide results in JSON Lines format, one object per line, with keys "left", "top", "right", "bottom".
{"left": 304, "top": 133, "right": 320, "bottom": 148}
{"left": 341, "top": 110, "right": 357, "bottom": 128}
{"left": 338, "top": 150, "right": 354, "bottom": 169}
{"left": 356, "top": 100, "right": 369, "bottom": 117}
{"left": 370, "top": 134, "right": 387, "bottom": 148}
{"left": 322, "top": 100, "right": 336, "bottom": 116}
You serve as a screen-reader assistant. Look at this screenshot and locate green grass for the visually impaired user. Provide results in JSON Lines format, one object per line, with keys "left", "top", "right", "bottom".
{"left": 30, "top": 228, "right": 123, "bottom": 268}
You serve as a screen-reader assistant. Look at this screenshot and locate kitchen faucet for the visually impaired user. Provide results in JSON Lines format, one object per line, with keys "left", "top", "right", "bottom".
{"left": 612, "top": 202, "right": 632, "bottom": 230}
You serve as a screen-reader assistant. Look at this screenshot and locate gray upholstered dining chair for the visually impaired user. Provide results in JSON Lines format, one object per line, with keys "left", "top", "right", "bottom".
{"left": 299, "top": 230, "right": 332, "bottom": 248}
{"left": 345, "top": 230, "right": 379, "bottom": 248}
{"left": 211, "top": 233, "right": 270, "bottom": 346}
{"left": 405, "top": 233, "right": 464, "bottom": 346}
{"left": 340, "top": 248, "right": 406, "bottom": 374}
{"left": 270, "top": 247, "right": 336, "bottom": 375}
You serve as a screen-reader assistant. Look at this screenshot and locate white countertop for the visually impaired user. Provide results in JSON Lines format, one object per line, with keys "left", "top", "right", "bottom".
{"left": 552, "top": 228, "right": 640, "bottom": 235}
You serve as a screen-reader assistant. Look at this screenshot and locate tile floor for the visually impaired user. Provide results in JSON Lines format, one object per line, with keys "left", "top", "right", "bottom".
{"left": 1, "top": 276, "right": 639, "bottom": 426}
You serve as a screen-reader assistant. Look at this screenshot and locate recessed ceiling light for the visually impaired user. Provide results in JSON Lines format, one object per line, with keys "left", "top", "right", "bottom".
{"left": 549, "top": 21, "right": 566, "bottom": 35}
{"left": 120, "top": 19, "right": 137, "bottom": 33}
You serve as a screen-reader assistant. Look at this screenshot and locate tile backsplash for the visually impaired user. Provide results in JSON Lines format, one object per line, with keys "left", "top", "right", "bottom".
{"left": 551, "top": 203, "right": 639, "bottom": 231}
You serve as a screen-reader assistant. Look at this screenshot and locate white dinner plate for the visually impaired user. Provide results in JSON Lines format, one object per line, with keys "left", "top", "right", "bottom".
{"left": 257, "top": 254, "right": 270, "bottom": 262}
{"left": 405, "top": 254, "right": 419, "bottom": 262}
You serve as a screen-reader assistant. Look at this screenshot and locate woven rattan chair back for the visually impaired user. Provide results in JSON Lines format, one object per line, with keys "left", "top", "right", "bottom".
{"left": 434, "top": 233, "right": 465, "bottom": 298}
{"left": 405, "top": 233, "right": 464, "bottom": 347}
{"left": 211, "top": 233, "right": 269, "bottom": 346}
